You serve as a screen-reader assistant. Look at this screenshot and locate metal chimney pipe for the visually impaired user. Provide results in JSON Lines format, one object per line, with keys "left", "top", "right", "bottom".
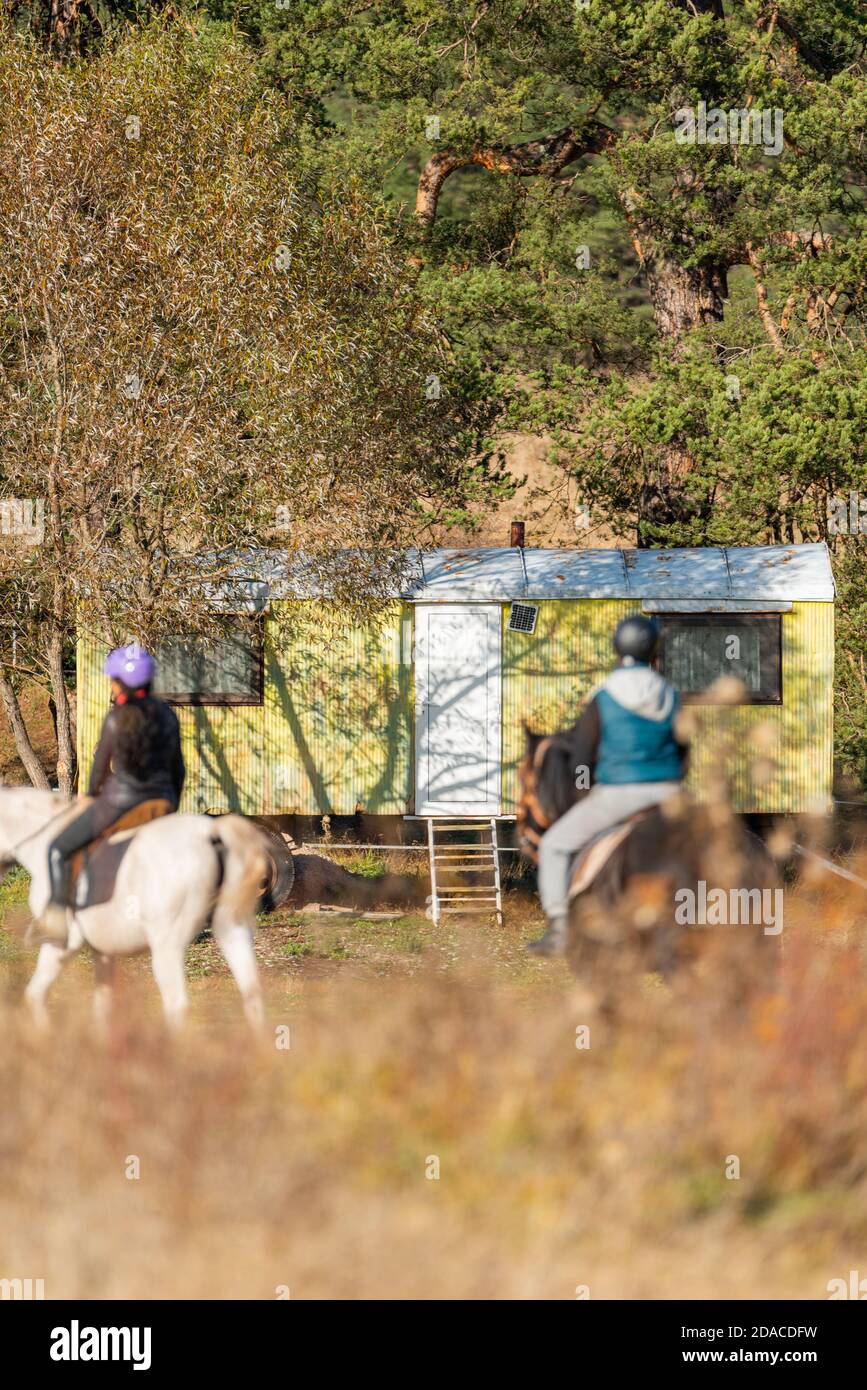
{"left": 510, "top": 520, "right": 525, "bottom": 548}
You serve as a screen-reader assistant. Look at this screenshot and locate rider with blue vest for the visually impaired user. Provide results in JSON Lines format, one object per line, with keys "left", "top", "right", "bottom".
{"left": 41, "top": 644, "right": 185, "bottom": 939}
{"left": 529, "top": 615, "right": 689, "bottom": 957}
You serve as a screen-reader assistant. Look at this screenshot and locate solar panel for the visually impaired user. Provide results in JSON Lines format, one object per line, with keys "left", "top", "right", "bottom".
{"left": 508, "top": 601, "right": 539, "bottom": 634}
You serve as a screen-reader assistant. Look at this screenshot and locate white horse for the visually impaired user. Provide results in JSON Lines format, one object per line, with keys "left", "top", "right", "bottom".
{"left": 0, "top": 788, "right": 269, "bottom": 1032}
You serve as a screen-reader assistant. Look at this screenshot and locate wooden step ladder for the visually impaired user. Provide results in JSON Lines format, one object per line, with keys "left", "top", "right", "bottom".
{"left": 426, "top": 818, "right": 504, "bottom": 926}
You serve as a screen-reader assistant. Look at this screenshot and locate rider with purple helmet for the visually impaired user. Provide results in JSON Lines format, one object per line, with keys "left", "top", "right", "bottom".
{"left": 42, "top": 643, "right": 185, "bottom": 937}
{"left": 103, "top": 644, "right": 157, "bottom": 687}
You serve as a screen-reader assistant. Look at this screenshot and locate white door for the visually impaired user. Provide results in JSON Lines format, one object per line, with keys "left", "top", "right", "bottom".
{"left": 414, "top": 604, "right": 501, "bottom": 816}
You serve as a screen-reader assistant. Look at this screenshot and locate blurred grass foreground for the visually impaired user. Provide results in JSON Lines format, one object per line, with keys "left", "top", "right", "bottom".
{"left": 2, "top": 857, "right": 867, "bottom": 1300}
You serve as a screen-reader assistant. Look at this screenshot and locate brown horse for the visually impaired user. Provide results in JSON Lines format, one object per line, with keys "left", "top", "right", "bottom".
{"left": 517, "top": 725, "right": 780, "bottom": 980}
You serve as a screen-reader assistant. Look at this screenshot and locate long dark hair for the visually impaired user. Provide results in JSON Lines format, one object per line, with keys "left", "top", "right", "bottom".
{"left": 113, "top": 682, "right": 162, "bottom": 779}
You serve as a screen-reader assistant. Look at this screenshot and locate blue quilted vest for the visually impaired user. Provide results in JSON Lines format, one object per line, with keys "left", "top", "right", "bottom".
{"left": 594, "top": 684, "right": 684, "bottom": 786}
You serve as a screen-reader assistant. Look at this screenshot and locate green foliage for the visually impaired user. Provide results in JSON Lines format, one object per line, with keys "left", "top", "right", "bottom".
{"left": 0, "top": 865, "right": 30, "bottom": 912}
{"left": 337, "top": 849, "right": 386, "bottom": 878}
{"left": 6, "top": 3, "right": 867, "bottom": 785}
{"left": 217, "top": 0, "right": 867, "bottom": 785}
{"left": 0, "top": 18, "right": 496, "bottom": 649}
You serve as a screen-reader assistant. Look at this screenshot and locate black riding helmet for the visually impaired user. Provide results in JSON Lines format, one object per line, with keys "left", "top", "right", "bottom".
{"left": 613, "top": 614, "right": 660, "bottom": 664}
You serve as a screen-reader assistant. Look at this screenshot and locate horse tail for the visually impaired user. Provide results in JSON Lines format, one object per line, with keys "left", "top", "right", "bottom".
{"left": 209, "top": 814, "right": 270, "bottom": 924}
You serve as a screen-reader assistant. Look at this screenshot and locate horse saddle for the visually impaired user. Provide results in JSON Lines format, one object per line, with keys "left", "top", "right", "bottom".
{"left": 567, "top": 808, "right": 655, "bottom": 902}
{"left": 70, "top": 799, "right": 174, "bottom": 910}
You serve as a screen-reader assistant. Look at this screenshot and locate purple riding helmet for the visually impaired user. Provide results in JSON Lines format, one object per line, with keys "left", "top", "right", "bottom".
{"left": 103, "top": 643, "right": 156, "bottom": 688}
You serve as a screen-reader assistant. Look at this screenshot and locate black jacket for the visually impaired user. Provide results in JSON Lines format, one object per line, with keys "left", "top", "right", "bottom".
{"left": 88, "top": 698, "right": 185, "bottom": 808}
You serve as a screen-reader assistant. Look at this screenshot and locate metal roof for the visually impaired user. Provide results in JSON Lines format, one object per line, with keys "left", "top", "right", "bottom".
{"left": 235, "top": 542, "right": 834, "bottom": 603}
{"left": 398, "top": 544, "right": 834, "bottom": 602}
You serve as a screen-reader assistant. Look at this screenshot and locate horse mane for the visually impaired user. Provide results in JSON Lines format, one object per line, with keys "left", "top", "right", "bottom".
{"left": 517, "top": 722, "right": 586, "bottom": 862}
{"left": 537, "top": 734, "right": 585, "bottom": 821}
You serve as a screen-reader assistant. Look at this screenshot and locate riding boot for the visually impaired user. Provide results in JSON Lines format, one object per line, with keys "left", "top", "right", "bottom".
{"left": 41, "top": 846, "right": 71, "bottom": 942}
{"left": 527, "top": 915, "right": 570, "bottom": 957}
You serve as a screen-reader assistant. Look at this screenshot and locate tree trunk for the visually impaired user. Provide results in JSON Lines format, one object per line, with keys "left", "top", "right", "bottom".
{"left": 412, "top": 113, "right": 733, "bottom": 547}
{"left": 635, "top": 249, "right": 729, "bottom": 544}
{"left": 644, "top": 252, "right": 729, "bottom": 346}
{"left": 0, "top": 667, "right": 51, "bottom": 789}
{"left": 46, "top": 623, "right": 76, "bottom": 796}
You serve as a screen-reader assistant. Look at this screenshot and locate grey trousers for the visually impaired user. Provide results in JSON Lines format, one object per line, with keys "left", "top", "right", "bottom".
{"left": 538, "top": 781, "right": 683, "bottom": 920}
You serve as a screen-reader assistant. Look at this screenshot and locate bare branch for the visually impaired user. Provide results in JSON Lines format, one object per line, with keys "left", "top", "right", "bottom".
{"left": 415, "top": 122, "right": 615, "bottom": 228}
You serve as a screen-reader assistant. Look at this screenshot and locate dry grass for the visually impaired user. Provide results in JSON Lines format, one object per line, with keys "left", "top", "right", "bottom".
{"left": 1, "top": 867, "right": 867, "bottom": 1300}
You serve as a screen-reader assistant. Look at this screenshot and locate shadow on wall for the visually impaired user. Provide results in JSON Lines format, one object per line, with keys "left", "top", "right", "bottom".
{"left": 175, "top": 609, "right": 412, "bottom": 817}
{"left": 685, "top": 605, "right": 832, "bottom": 814}
{"left": 265, "top": 608, "right": 413, "bottom": 816}
{"left": 186, "top": 705, "right": 248, "bottom": 812}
